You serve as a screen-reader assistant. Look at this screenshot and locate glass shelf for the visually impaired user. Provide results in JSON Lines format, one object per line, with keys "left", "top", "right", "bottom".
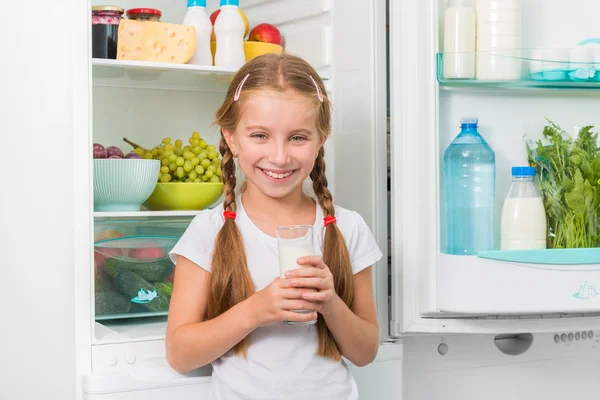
{"left": 437, "top": 50, "right": 600, "bottom": 89}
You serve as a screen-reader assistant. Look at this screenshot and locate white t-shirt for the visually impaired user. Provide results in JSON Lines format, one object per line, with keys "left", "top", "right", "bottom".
{"left": 169, "top": 196, "right": 383, "bottom": 400}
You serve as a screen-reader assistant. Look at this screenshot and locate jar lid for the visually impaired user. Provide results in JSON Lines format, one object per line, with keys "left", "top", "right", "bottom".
{"left": 92, "top": 5, "right": 125, "bottom": 13}
{"left": 512, "top": 166, "right": 536, "bottom": 177}
{"left": 126, "top": 8, "right": 162, "bottom": 16}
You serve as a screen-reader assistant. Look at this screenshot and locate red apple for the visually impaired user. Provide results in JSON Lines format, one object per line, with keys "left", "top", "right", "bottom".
{"left": 248, "top": 23, "right": 282, "bottom": 46}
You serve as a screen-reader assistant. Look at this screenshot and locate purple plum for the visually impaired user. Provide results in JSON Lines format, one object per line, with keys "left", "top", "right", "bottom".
{"left": 108, "top": 155, "right": 121, "bottom": 159}
{"left": 106, "top": 146, "right": 124, "bottom": 158}
{"left": 125, "top": 152, "right": 142, "bottom": 159}
{"left": 93, "top": 143, "right": 107, "bottom": 159}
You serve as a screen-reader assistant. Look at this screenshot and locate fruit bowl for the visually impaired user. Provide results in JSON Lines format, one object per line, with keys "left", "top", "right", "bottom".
{"left": 94, "top": 159, "right": 160, "bottom": 212}
{"left": 210, "top": 41, "right": 283, "bottom": 63}
{"left": 243, "top": 41, "right": 283, "bottom": 61}
{"left": 142, "top": 182, "right": 224, "bottom": 211}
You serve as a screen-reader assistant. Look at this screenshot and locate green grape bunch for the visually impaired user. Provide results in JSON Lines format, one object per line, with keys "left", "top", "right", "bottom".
{"left": 123, "top": 132, "right": 223, "bottom": 184}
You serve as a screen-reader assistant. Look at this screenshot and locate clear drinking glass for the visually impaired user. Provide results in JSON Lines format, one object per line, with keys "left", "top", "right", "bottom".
{"left": 276, "top": 225, "right": 317, "bottom": 325}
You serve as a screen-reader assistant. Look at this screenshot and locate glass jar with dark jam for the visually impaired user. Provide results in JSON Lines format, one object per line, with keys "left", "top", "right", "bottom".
{"left": 126, "top": 8, "right": 162, "bottom": 22}
{"left": 91, "top": 6, "right": 124, "bottom": 59}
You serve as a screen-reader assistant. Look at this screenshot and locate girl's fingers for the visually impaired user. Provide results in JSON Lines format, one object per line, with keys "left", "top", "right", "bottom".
{"left": 281, "top": 310, "right": 318, "bottom": 323}
{"left": 285, "top": 267, "right": 324, "bottom": 279}
{"left": 290, "top": 277, "right": 328, "bottom": 290}
{"left": 281, "top": 299, "right": 322, "bottom": 312}
{"left": 296, "top": 256, "right": 327, "bottom": 268}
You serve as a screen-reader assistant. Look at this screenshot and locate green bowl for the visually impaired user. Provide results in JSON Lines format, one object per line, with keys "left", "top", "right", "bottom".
{"left": 143, "top": 182, "right": 224, "bottom": 211}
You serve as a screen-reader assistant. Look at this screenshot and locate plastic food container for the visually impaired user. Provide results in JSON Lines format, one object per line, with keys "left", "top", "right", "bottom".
{"left": 94, "top": 235, "right": 179, "bottom": 320}
{"left": 91, "top": 5, "right": 124, "bottom": 59}
{"left": 126, "top": 8, "right": 162, "bottom": 21}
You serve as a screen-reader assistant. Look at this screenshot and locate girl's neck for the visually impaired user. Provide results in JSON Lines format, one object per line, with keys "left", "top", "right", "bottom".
{"left": 241, "top": 183, "right": 316, "bottom": 227}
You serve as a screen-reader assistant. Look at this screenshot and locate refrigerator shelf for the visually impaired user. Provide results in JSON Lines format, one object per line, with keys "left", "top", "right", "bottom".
{"left": 94, "top": 210, "right": 202, "bottom": 219}
{"left": 438, "top": 249, "right": 600, "bottom": 315}
{"left": 92, "top": 58, "right": 237, "bottom": 91}
{"left": 436, "top": 51, "right": 600, "bottom": 89}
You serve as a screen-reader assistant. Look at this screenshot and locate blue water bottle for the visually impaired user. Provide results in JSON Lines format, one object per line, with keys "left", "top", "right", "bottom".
{"left": 443, "top": 117, "right": 496, "bottom": 255}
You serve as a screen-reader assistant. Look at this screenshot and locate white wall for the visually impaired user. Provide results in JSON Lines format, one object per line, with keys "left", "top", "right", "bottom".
{"left": 405, "top": 333, "right": 600, "bottom": 399}
{"left": 0, "top": 0, "right": 80, "bottom": 398}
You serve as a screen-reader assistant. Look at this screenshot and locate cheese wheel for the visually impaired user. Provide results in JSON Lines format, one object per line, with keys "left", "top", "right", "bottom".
{"left": 117, "top": 20, "right": 197, "bottom": 64}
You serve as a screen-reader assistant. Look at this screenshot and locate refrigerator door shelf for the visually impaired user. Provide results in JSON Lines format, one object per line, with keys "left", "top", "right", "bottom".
{"left": 438, "top": 249, "right": 600, "bottom": 315}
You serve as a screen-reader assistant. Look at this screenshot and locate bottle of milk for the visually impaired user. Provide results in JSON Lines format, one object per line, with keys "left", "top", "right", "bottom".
{"left": 183, "top": 0, "right": 213, "bottom": 66}
{"left": 443, "top": 0, "right": 475, "bottom": 79}
{"left": 214, "top": 0, "right": 246, "bottom": 69}
{"left": 500, "top": 166, "right": 547, "bottom": 250}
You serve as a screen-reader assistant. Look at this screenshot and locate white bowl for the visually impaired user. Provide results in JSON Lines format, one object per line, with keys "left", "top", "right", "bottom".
{"left": 93, "top": 159, "right": 160, "bottom": 212}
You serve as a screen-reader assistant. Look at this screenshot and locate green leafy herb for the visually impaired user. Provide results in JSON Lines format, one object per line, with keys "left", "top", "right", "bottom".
{"left": 525, "top": 119, "right": 600, "bottom": 248}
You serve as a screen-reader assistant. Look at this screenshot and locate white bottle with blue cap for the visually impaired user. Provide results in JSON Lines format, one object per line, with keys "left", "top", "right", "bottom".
{"left": 500, "top": 166, "right": 547, "bottom": 251}
{"left": 183, "top": 0, "right": 212, "bottom": 66}
{"left": 214, "top": 0, "right": 246, "bottom": 69}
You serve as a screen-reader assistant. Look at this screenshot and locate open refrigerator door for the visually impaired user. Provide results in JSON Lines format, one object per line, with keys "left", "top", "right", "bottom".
{"left": 390, "top": 0, "right": 600, "bottom": 337}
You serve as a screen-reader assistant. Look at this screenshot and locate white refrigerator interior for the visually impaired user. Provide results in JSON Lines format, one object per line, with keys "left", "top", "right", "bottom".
{"left": 85, "top": 0, "right": 397, "bottom": 399}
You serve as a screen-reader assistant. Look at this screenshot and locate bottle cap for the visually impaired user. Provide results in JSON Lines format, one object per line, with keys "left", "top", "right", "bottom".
{"left": 220, "top": 0, "right": 240, "bottom": 6}
{"left": 187, "top": 0, "right": 207, "bottom": 7}
{"left": 460, "top": 117, "right": 478, "bottom": 126}
{"left": 512, "top": 166, "right": 536, "bottom": 177}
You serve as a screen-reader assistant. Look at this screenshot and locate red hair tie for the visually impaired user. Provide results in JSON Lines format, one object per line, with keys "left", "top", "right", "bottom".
{"left": 223, "top": 210, "right": 237, "bottom": 220}
{"left": 323, "top": 216, "right": 336, "bottom": 226}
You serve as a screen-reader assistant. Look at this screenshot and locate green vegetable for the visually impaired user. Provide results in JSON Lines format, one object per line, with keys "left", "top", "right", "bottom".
{"left": 95, "top": 292, "right": 132, "bottom": 316}
{"left": 155, "top": 281, "right": 173, "bottom": 297}
{"left": 111, "top": 269, "right": 170, "bottom": 313}
{"left": 104, "top": 256, "right": 174, "bottom": 282}
{"left": 526, "top": 118, "right": 600, "bottom": 248}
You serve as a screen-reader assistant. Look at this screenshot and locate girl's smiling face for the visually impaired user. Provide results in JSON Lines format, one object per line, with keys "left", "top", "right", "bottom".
{"left": 223, "top": 89, "right": 324, "bottom": 200}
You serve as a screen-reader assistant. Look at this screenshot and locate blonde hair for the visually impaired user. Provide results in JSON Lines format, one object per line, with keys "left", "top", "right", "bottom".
{"left": 211, "top": 53, "right": 354, "bottom": 361}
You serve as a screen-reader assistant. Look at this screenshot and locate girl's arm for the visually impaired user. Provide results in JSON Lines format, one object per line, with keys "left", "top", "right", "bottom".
{"left": 321, "top": 267, "right": 380, "bottom": 367}
{"left": 165, "top": 256, "right": 256, "bottom": 373}
{"left": 166, "top": 256, "right": 320, "bottom": 373}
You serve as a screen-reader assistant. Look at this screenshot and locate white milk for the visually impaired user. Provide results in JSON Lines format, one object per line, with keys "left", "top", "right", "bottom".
{"left": 279, "top": 244, "right": 314, "bottom": 278}
{"left": 443, "top": 4, "right": 476, "bottom": 79}
{"left": 501, "top": 197, "right": 547, "bottom": 250}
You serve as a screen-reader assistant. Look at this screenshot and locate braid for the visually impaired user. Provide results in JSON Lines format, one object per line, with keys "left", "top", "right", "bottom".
{"left": 310, "top": 146, "right": 355, "bottom": 361}
{"left": 310, "top": 147, "right": 334, "bottom": 217}
{"left": 208, "top": 133, "right": 253, "bottom": 358}
{"left": 219, "top": 134, "right": 237, "bottom": 212}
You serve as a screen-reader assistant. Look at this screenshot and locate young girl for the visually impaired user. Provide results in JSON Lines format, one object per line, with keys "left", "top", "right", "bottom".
{"left": 166, "top": 53, "right": 382, "bottom": 400}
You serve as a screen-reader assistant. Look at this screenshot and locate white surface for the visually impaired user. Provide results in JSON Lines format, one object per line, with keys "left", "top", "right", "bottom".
{"left": 92, "top": 58, "right": 236, "bottom": 91}
{"left": 405, "top": 333, "right": 600, "bottom": 400}
{"left": 182, "top": 6, "right": 213, "bottom": 66}
{"left": 0, "top": 1, "right": 80, "bottom": 399}
{"left": 500, "top": 197, "right": 546, "bottom": 250}
{"left": 438, "top": 253, "right": 600, "bottom": 315}
{"left": 83, "top": 341, "right": 402, "bottom": 399}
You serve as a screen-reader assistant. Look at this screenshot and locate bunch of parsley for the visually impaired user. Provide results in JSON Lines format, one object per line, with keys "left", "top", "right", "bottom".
{"left": 526, "top": 119, "right": 600, "bottom": 249}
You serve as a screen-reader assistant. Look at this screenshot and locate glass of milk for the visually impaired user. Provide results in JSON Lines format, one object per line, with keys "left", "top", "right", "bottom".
{"left": 276, "top": 225, "right": 317, "bottom": 325}
{"left": 500, "top": 166, "right": 547, "bottom": 250}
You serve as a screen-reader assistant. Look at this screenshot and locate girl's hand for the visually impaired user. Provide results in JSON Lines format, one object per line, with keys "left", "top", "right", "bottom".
{"left": 285, "top": 256, "right": 337, "bottom": 316}
{"left": 246, "top": 278, "right": 320, "bottom": 328}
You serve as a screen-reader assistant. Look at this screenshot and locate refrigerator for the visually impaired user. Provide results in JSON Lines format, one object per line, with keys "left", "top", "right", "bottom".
{"left": 3, "top": 0, "right": 600, "bottom": 399}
